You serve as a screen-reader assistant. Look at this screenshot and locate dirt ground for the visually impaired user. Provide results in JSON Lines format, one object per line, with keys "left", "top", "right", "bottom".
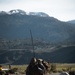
{"left": 10, "top": 73, "right": 61, "bottom": 75}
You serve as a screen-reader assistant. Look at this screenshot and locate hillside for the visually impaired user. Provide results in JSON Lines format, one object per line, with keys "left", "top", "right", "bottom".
{"left": 67, "top": 20, "right": 75, "bottom": 24}
{"left": 0, "top": 45, "right": 75, "bottom": 64}
{"left": 0, "top": 10, "right": 75, "bottom": 44}
{"left": 0, "top": 9, "right": 75, "bottom": 64}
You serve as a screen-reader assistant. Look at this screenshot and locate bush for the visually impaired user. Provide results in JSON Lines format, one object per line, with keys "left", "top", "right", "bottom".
{"left": 9, "top": 68, "right": 18, "bottom": 74}
{"left": 50, "top": 64, "right": 57, "bottom": 72}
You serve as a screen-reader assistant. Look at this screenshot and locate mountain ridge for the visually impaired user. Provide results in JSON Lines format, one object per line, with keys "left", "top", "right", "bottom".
{"left": 0, "top": 12, "right": 75, "bottom": 44}
{"left": 0, "top": 9, "right": 75, "bottom": 64}
{"left": 0, "top": 9, "right": 50, "bottom": 17}
{"left": 67, "top": 20, "right": 75, "bottom": 24}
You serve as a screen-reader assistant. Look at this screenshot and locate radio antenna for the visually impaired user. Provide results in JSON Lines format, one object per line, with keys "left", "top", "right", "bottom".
{"left": 30, "top": 30, "right": 35, "bottom": 57}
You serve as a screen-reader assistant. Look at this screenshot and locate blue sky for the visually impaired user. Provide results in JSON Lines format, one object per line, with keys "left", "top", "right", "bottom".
{"left": 0, "top": 0, "right": 75, "bottom": 21}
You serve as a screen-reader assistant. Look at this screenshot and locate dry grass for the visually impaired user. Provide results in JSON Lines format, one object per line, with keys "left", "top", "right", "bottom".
{"left": 1, "top": 64, "right": 28, "bottom": 74}
{"left": 54, "top": 63, "right": 75, "bottom": 72}
{"left": 1, "top": 63, "right": 75, "bottom": 73}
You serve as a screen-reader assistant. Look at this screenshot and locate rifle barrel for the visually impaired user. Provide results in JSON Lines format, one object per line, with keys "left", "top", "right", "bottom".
{"left": 30, "top": 30, "right": 35, "bottom": 57}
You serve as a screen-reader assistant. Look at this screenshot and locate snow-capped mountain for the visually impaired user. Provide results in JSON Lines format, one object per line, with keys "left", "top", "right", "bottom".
{"left": 0, "top": 9, "right": 26, "bottom": 15}
{"left": 29, "top": 12, "right": 49, "bottom": 17}
{"left": 0, "top": 11, "right": 8, "bottom": 15}
{"left": 0, "top": 9, "right": 49, "bottom": 17}
{"left": 8, "top": 9, "right": 26, "bottom": 15}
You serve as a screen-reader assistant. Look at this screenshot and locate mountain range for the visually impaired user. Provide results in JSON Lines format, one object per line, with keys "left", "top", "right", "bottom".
{"left": 67, "top": 20, "right": 75, "bottom": 24}
{"left": 0, "top": 9, "right": 49, "bottom": 17}
{"left": 0, "top": 9, "right": 75, "bottom": 64}
{"left": 0, "top": 9, "right": 75, "bottom": 44}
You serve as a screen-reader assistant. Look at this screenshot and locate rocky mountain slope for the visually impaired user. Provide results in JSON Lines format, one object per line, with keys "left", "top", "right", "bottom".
{"left": 0, "top": 45, "right": 75, "bottom": 64}
{"left": 67, "top": 20, "right": 75, "bottom": 24}
{"left": 0, "top": 9, "right": 75, "bottom": 64}
{"left": 0, "top": 9, "right": 75, "bottom": 44}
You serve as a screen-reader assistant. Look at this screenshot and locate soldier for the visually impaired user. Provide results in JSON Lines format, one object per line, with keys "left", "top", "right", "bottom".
{"left": 26, "top": 57, "right": 37, "bottom": 75}
{"left": 26, "top": 57, "right": 50, "bottom": 75}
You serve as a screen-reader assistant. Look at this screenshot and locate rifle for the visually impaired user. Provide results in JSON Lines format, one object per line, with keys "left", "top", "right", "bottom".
{"left": 30, "top": 30, "right": 35, "bottom": 57}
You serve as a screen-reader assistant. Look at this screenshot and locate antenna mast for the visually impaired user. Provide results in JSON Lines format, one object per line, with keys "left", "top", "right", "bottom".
{"left": 30, "top": 30, "right": 35, "bottom": 57}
